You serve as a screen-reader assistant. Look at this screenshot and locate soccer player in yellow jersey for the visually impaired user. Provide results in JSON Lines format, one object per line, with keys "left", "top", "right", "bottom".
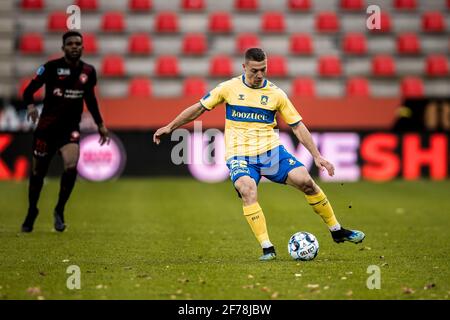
{"left": 154, "top": 48, "right": 365, "bottom": 261}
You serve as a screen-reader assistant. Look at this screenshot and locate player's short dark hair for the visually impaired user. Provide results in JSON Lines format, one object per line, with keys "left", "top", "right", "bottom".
{"left": 62, "top": 31, "right": 83, "bottom": 45}
{"left": 245, "top": 48, "right": 266, "bottom": 62}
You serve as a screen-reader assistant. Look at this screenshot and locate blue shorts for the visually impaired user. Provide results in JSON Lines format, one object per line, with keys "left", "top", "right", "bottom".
{"left": 226, "top": 145, "right": 304, "bottom": 185}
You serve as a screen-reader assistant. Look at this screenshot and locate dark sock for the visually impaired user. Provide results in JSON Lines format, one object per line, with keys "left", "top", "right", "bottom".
{"left": 28, "top": 174, "right": 44, "bottom": 212}
{"left": 55, "top": 168, "right": 77, "bottom": 214}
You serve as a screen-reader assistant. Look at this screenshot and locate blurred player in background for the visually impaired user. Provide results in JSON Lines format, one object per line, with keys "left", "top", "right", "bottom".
{"left": 21, "top": 31, "right": 110, "bottom": 233}
{"left": 154, "top": 48, "right": 365, "bottom": 261}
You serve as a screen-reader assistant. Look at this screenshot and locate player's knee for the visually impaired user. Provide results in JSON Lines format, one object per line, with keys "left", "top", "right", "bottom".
{"left": 64, "top": 166, "right": 78, "bottom": 175}
{"left": 236, "top": 182, "right": 257, "bottom": 203}
{"left": 299, "top": 177, "right": 316, "bottom": 195}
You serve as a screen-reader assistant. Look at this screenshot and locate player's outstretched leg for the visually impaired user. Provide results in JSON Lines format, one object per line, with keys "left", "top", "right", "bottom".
{"left": 235, "top": 176, "right": 276, "bottom": 261}
{"left": 54, "top": 143, "right": 79, "bottom": 232}
{"left": 21, "top": 157, "right": 50, "bottom": 232}
{"left": 54, "top": 167, "right": 77, "bottom": 232}
{"left": 286, "top": 167, "right": 365, "bottom": 244}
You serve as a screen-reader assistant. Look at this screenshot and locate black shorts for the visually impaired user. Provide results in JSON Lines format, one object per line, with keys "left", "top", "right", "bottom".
{"left": 32, "top": 129, "right": 80, "bottom": 159}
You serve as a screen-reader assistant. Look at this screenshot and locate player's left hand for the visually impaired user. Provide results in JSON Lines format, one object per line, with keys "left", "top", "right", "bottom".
{"left": 314, "top": 156, "right": 335, "bottom": 177}
{"left": 98, "top": 123, "right": 110, "bottom": 146}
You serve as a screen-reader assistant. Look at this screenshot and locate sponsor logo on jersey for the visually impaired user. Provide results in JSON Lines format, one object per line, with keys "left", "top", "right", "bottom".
{"left": 231, "top": 110, "right": 268, "bottom": 122}
{"left": 238, "top": 94, "right": 245, "bottom": 100}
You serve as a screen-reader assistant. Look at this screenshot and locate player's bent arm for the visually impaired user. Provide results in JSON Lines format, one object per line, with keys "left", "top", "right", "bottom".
{"left": 291, "top": 121, "right": 321, "bottom": 158}
{"left": 153, "top": 102, "right": 206, "bottom": 145}
{"left": 291, "top": 122, "right": 335, "bottom": 176}
{"left": 166, "top": 102, "right": 206, "bottom": 132}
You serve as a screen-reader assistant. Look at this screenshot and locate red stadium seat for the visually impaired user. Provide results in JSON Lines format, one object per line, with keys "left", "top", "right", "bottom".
{"left": 21, "top": 0, "right": 44, "bottom": 9}
{"left": 183, "top": 78, "right": 207, "bottom": 96}
{"left": 129, "top": 0, "right": 152, "bottom": 11}
{"left": 102, "top": 55, "right": 125, "bottom": 77}
{"left": 346, "top": 78, "right": 370, "bottom": 97}
{"left": 76, "top": 0, "right": 98, "bottom": 10}
{"left": 342, "top": 33, "right": 367, "bottom": 54}
{"left": 290, "top": 34, "right": 313, "bottom": 55}
{"left": 394, "top": 0, "right": 416, "bottom": 10}
{"left": 261, "top": 13, "right": 285, "bottom": 33}
{"left": 102, "top": 12, "right": 125, "bottom": 32}
{"left": 316, "top": 12, "right": 339, "bottom": 32}
{"left": 372, "top": 55, "right": 395, "bottom": 76}
{"left": 182, "top": 0, "right": 205, "bottom": 10}
{"left": 156, "top": 56, "right": 179, "bottom": 77}
{"left": 82, "top": 33, "right": 98, "bottom": 54}
{"left": 155, "top": 12, "right": 179, "bottom": 32}
{"left": 292, "top": 78, "right": 315, "bottom": 97}
{"left": 401, "top": 77, "right": 424, "bottom": 98}
{"left": 47, "top": 12, "right": 67, "bottom": 31}
{"left": 447, "top": 0, "right": 450, "bottom": 9}
{"left": 235, "top": 0, "right": 259, "bottom": 10}
{"left": 340, "top": 0, "right": 363, "bottom": 10}
{"left": 422, "top": 12, "right": 445, "bottom": 32}
{"left": 397, "top": 33, "right": 420, "bottom": 54}
{"left": 19, "top": 78, "right": 44, "bottom": 98}
{"left": 182, "top": 34, "right": 207, "bottom": 55}
{"left": 426, "top": 55, "right": 449, "bottom": 76}
{"left": 236, "top": 33, "right": 260, "bottom": 53}
{"left": 128, "top": 78, "right": 152, "bottom": 97}
{"left": 288, "top": 0, "right": 311, "bottom": 11}
{"left": 19, "top": 33, "right": 43, "bottom": 54}
{"left": 267, "top": 56, "right": 287, "bottom": 77}
{"left": 209, "top": 55, "right": 233, "bottom": 77}
{"left": 209, "top": 12, "right": 233, "bottom": 33}
{"left": 128, "top": 33, "right": 152, "bottom": 55}
{"left": 318, "top": 56, "right": 342, "bottom": 77}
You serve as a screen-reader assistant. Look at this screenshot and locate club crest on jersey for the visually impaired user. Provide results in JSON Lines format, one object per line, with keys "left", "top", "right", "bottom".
{"left": 238, "top": 94, "right": 245, "bottom": 100}
{"left": 288, "top": 158, "right": 296, "bottom": 166}
{"left": 260, "top": 95, "right": 269, "bottom": 105}
{"left": 57, "top": 68, "right": 70, "bottom": 76}
{"left": 79, "top": 73, "right": 88, "bottom": 84}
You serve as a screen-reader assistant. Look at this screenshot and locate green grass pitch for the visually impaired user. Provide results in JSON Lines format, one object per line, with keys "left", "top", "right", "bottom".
{"left": 0, "top": 178, "right": 449, "bottom": 300}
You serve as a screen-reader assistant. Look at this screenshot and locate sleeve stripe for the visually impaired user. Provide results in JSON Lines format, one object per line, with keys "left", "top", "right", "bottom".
{"left": 289, "top": 120, "right": 301, "bottom": 127}
{"left": 199, "top": 101, "right": 211, "bottom": 111}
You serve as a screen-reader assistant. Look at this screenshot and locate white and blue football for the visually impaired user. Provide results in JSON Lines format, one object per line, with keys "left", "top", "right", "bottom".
{"left": 288, "top": 231, "right": 319, "bottom": 261}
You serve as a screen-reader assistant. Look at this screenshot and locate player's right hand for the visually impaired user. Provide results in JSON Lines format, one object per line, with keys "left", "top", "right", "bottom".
{"left": 153, "top": 126, "right": 171, "bottom": 145}
{"left": 26, "top": 105, "right": 39, "bottom": 124}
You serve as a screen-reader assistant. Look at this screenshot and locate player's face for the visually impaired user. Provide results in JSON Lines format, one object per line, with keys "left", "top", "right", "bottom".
{"left": 62, "top": 36, "right": 83, "bottom": 61}
{"left": 243, "top": 59, "right": 267, "bottom": 88}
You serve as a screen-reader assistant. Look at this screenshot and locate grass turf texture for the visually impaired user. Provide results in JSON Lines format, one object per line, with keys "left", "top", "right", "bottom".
{"left": 0, "top": 178, "right": 449, "bottom": 300}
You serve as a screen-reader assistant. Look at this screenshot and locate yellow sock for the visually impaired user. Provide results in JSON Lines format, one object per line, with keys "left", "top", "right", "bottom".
{"left": 243, "top": 202, "right": 271, "bottom": 247}
{"left": 305, "top": 189, "right": 340, "bottom": 230}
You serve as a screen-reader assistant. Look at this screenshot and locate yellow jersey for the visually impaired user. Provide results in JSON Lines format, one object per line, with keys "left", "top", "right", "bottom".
{"left": 200, "top": 75, "right": 302, "bottom": 159}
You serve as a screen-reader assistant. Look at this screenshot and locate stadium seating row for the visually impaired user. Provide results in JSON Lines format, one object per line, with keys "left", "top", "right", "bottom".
{"left": 16, "top": 48, "right": 449, "bottom": 77}
{"left": 25, "top": 10, "right": 447, "bottom": 33}
{"left": 18, "top": 32, "right": 450, "bottom": 56}
{"left": 19, "top": 74, "right": 444, "bottom": 99}
{"left": 20, "top": 0, "right": 450, "bottom": 12}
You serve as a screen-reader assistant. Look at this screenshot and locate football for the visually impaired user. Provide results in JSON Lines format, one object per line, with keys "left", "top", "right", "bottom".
{"left": 288, "top": 231, "right": 319, "bottom": 261}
